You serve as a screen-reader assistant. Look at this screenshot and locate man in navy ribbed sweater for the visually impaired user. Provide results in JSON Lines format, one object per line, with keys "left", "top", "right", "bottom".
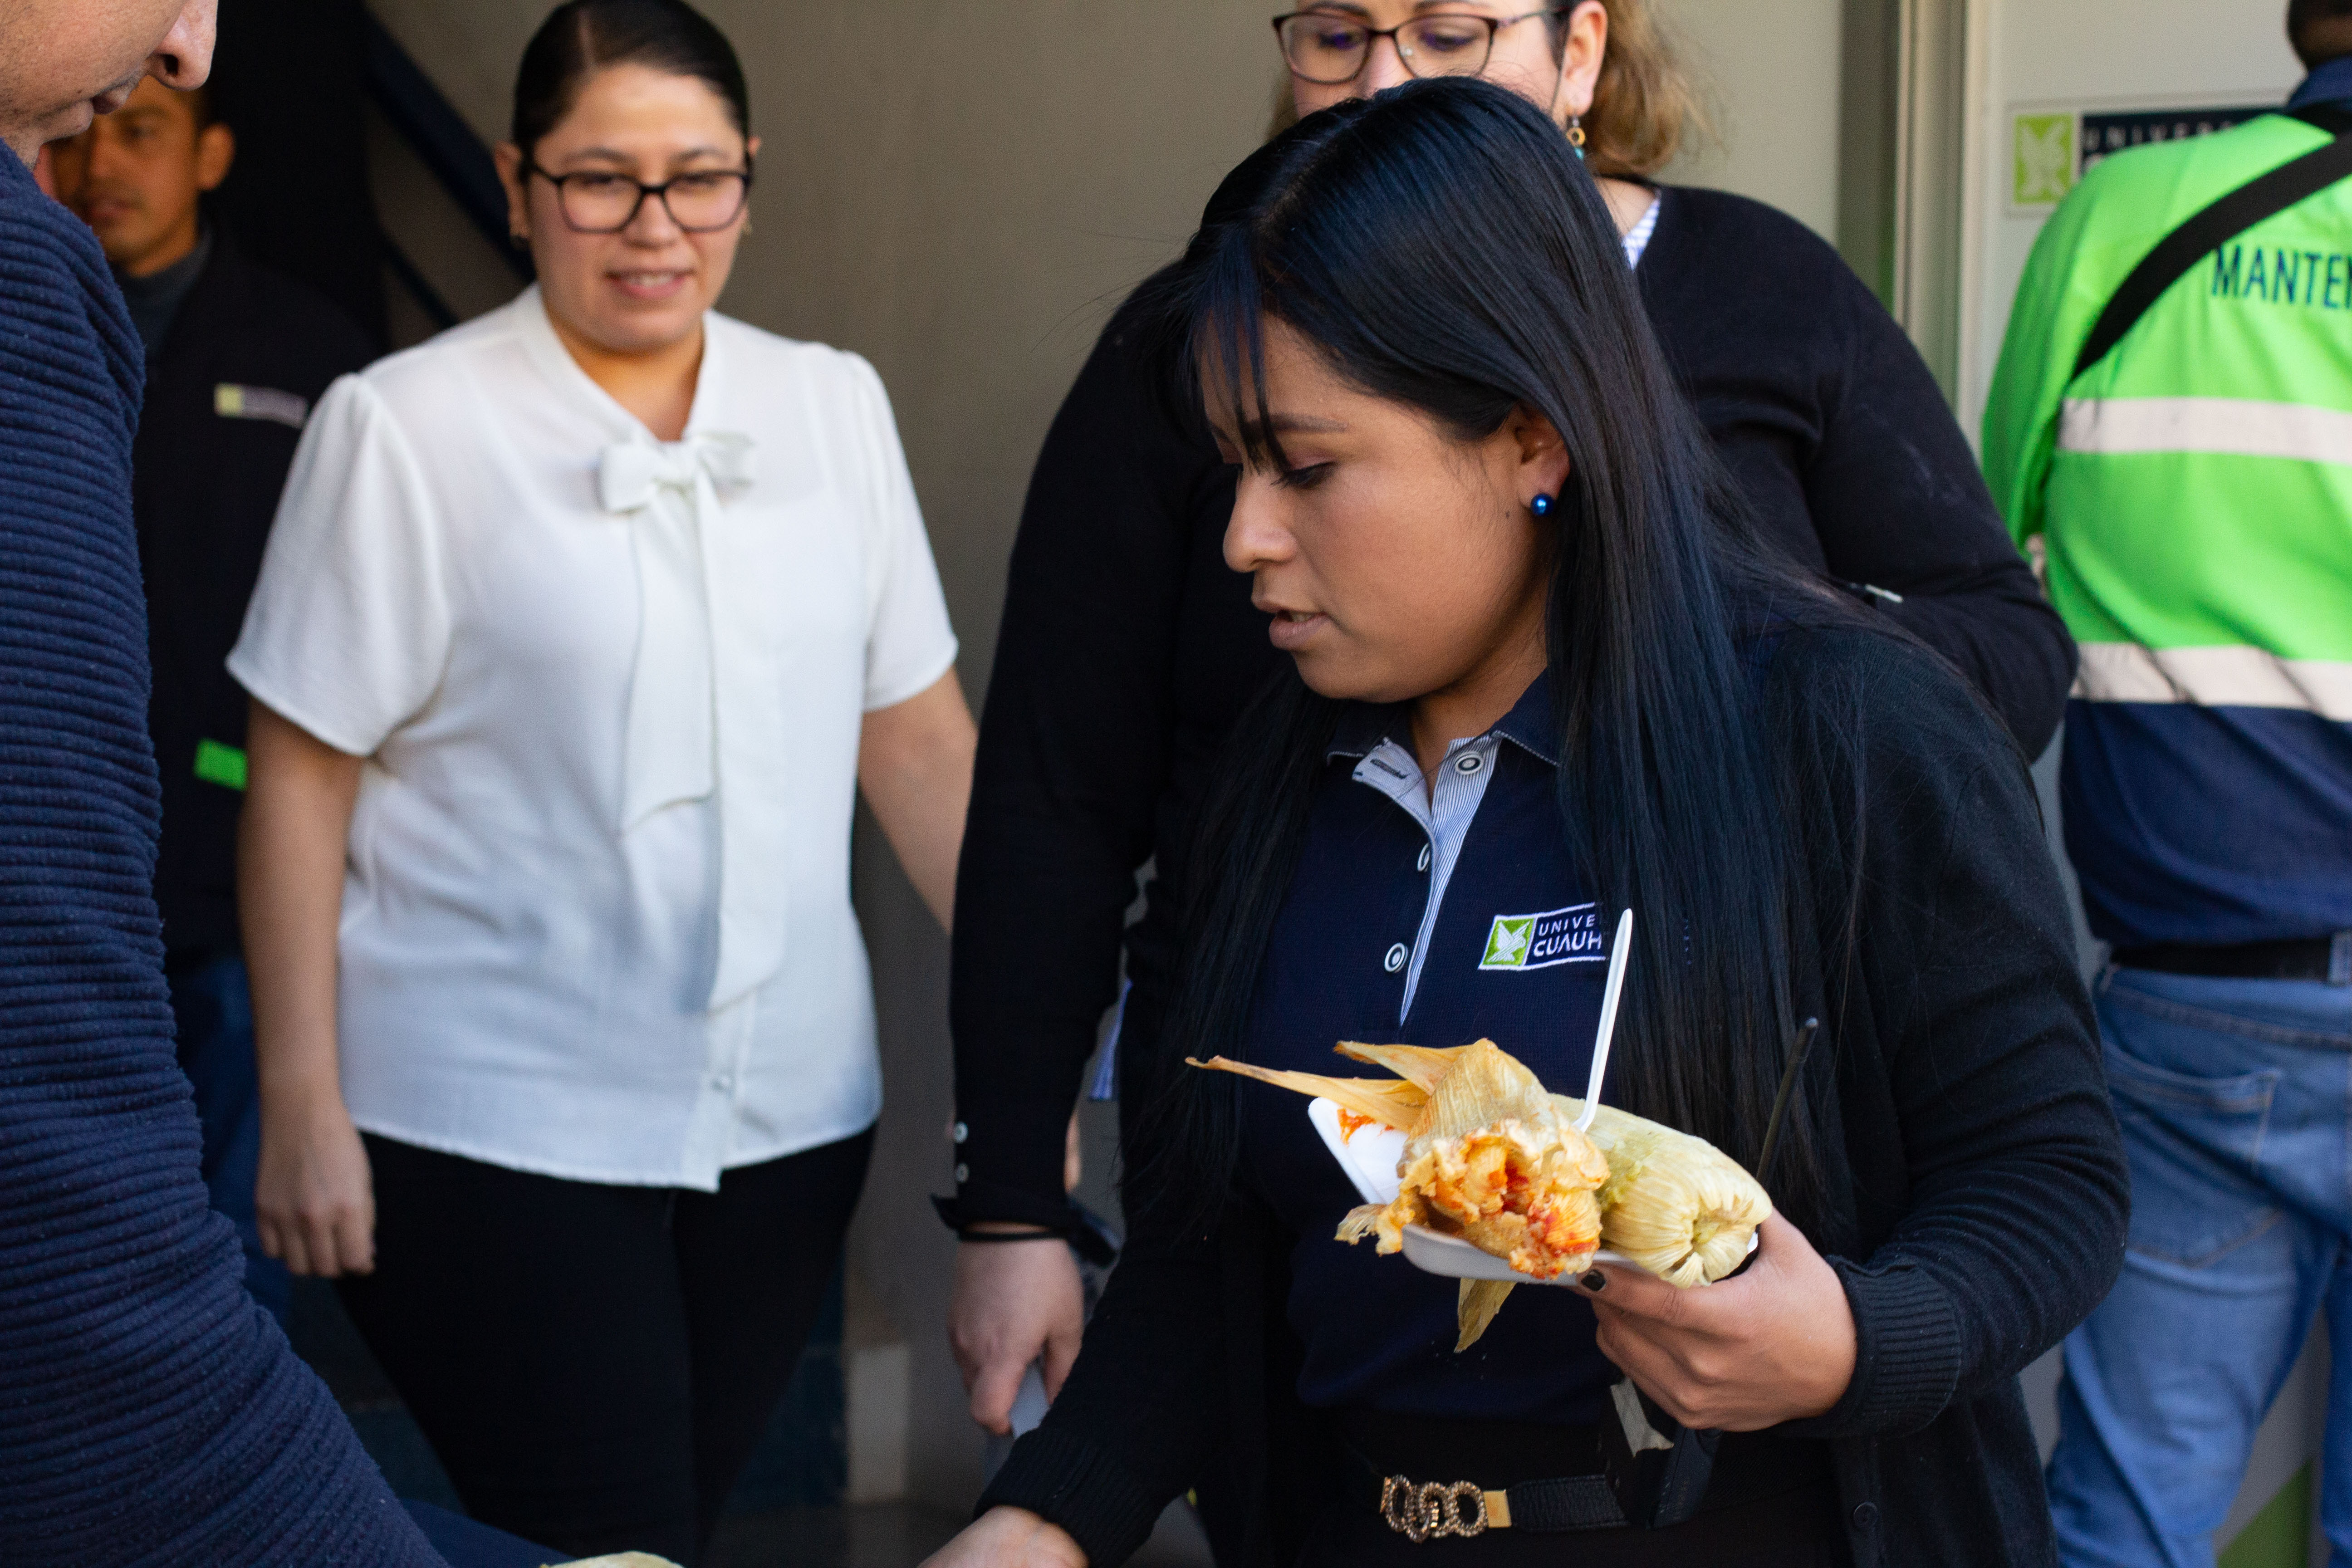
{"left": 0, "top": 5, "right": 449, "bottom": 1563}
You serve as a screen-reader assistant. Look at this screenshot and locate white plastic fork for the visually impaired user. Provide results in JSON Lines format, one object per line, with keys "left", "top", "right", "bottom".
{"left": 1574, "top": 908, "right": 1635, "bottom": 1135}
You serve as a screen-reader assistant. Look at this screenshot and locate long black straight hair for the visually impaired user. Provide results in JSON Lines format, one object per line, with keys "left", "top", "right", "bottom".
{"left": 1129, "top": 78, "right": 1872, "bottom": 1240}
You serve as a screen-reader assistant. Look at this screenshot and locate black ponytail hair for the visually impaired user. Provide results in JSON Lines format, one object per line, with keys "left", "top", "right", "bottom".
{"left": 512, "top": 0, "right": 750, "bottom": 156}
{"left": 1129, "top": 77, "right": 1869, "bottom": 1242}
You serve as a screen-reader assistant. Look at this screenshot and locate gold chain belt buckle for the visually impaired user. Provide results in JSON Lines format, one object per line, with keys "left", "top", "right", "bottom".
{"left": 1379, "top": 1474, "right": 1492, "bottom": 1541}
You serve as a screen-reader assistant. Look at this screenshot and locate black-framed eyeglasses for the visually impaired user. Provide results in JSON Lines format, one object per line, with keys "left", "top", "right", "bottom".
{"left": 1272, "top": 8, "right": 1569, "bottom": 85}
{"left": 524, "top": 160, "right": 755, "bottom": 234}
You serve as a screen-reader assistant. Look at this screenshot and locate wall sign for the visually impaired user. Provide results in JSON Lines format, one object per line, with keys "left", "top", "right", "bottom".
{"left": 2011, "top": 102, "right": 2278, "bottom": 210}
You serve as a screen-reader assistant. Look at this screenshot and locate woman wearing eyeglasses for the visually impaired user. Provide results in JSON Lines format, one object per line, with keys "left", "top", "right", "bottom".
{"left": 946, "top": 0, "right": 2074, "bottom": 1450}
{"left": 232, "top": 1, "right": 972, "bottom": 1559}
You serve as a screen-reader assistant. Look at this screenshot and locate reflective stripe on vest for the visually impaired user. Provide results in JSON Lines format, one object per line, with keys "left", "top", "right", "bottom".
{"left": 2073, "top": 642, "right": 2352, "bottom": 718}
{"left": 2058, "top": 397, "right": 2352, "bottom": 465}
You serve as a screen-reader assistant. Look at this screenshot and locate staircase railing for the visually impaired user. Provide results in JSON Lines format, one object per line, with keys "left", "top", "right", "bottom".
{"left": 363, "top": 10, "right": 531, "bottom": 329}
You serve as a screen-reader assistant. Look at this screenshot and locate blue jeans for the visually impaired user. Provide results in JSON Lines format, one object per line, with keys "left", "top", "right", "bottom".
{"left": 2048, "top": 965, "right": 2352, "bottom": 1568}
{"left": 168, "top": 955, "right": 291, "bottom": 1323}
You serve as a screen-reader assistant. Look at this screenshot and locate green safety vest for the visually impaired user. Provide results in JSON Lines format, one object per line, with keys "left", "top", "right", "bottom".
{"left": 1983, "top": 111, "right": 2352, "bottom": 948}
{"left": 1985, "top": 111, "right": 2352, "bottom": 713}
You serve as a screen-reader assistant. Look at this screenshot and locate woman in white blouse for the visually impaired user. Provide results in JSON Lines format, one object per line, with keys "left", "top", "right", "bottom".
{"left": 233, "top": 2, "right": 971, "bottom": 1558}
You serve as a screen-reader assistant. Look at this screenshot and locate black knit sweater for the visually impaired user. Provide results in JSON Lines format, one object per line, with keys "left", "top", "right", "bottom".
{"left": 0, "top": 147, "right": 440, "bottom": 1565}
{"left": 980, "top": 627, "right": 2127, "bottom": 1567}
{"left": 947, "top": 187, "right": 2077, "bottom": 1237}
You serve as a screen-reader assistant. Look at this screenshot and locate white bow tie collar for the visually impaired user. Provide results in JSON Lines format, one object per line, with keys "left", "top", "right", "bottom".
{"left": 598, "top": 430, "right": 786, "bottom": 1009}
{"left": 598, "top": 432, "right": 756, "bottom": 513}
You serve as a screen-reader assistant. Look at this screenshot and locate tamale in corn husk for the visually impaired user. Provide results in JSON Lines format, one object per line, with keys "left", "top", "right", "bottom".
{"left": 1192, "top": 1039, "right": 1773, "bottom": 1347}
{"left": 1333, "top": 1042, "right": 1773, "bottom": 1290}
{"left": 1390, "top": 1041, "right": 1608, "bottom": 1281}
{"left": 1195, "top": 1042, "right": 1608, "bottom": 1346}
{"left": 1549, "top": 1096, "right": 1773, "bottom": 1288}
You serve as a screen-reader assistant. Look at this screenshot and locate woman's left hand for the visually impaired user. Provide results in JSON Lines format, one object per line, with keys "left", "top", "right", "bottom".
{"left": 1572, "top": 1212, "right": 1856, "bottom": 1432}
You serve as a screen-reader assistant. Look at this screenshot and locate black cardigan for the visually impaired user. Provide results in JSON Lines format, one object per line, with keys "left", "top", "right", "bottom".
{"left": 947, "top": 186, "right": 2078, "bottom": 1232}
{"left": 980, "top": 628, "right": 2129, "bottom": 1568}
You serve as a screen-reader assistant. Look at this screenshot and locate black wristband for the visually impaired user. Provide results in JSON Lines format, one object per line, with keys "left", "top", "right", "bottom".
{"left": 932, "top": 1193, "right": 1119, "bottom": 1267}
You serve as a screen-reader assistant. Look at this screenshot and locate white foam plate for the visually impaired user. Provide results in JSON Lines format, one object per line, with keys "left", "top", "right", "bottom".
{"left": 1400, "top": 1223, "right": 1756, "bottom": 1285}
{"left": 1308, "top": 1097, "right": 1755, "bottom": 1285}
{"left": 1400, "top": 1223, "right": 1621, "bottom": 1285}
{"left": 1308, "top": 1097, "right": 1407, "bottom": 1205}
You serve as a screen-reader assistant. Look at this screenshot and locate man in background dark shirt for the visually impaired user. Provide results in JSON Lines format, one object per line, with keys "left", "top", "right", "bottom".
{"left": 52, "top": 74, "right": 374, "bottom": 1323}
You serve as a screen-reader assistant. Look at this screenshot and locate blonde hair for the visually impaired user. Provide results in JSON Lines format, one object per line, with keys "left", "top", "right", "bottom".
{"left": 1577, "top": 0, "right": 1705, "bottom": 178}
{"left": 1264, "top": 1, "right": 1708, "bottom": 178}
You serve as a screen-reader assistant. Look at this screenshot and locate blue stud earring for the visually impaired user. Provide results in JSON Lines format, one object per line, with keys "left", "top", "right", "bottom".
{"left": 1532, "top": 494, "right": 1554, "bottom": 517}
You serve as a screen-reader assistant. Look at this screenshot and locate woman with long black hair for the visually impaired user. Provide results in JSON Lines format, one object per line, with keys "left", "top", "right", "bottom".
{"left": 944, "top": 0, "right": 2076, "bottom": 1434}
{"left": 927, "top": 80, "right": 2124, "bottom": 1568}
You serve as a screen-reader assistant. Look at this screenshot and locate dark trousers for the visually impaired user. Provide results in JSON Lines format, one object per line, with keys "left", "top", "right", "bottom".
{"left": 167, "top": 953, "right": 291, "bottom": 1323}
{"left": 340, "top": 1127, "right": 874, "bottom": 1566}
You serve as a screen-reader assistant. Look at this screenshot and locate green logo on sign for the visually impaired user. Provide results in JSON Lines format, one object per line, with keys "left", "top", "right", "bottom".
{"left": 2014, "top": 113, "right": 2076, "bottom": 207}
{"left": 1481, "top": 916, "right": 1534, "bottom": 970}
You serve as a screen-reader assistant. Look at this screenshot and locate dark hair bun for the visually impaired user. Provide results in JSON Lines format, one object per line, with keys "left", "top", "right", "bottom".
{"left": 512, "top": 0, "right": 750, "bottom": 155}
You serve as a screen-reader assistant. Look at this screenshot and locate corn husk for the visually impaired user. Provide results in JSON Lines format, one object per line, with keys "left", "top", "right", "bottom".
{"left": 1456, "top": 1279, "right": 1514, "bottom": 1352}
{"left": 1195, "top": 1042, "right": 1607, "bottom": 1347}
{"left": 1550, "top": 1095, "right": 1773, "bottom": 1288}
{"left": 1333, "top": 1040, "right": 1458, "bottom": 1091}
{"left": 1184, "top": 1056, "right": 1430, "bottom": 1131}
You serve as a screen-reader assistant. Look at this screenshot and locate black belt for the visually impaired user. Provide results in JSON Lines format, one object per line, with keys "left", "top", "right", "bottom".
{"left": 1352, "top": 1444, "right": 1623, "bottom": 1539}
{"left": 1369, "top": 1470, "right": 1624, "bottom": 1539}
{"left": 2114, "top": 934, "right": 2351, "bottom": 985}
{"left": 1343, "top": 1410, "right": 1829, "bottom": 1540}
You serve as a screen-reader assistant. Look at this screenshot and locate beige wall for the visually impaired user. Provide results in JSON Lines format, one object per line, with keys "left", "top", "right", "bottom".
{"left": 369, "top": 0, "right": 1852, "bottom": 1511}
{"left": 1656, "top": 0, "right": 1845, "bottom": 240}
{"left": 1958, "top": 0, "right": 2300, "bottom": 426}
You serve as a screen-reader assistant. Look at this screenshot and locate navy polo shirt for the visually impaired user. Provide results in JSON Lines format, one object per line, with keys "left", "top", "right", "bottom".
{"left": 1235, "top": 675, "right": 1620, "bottom": 1425}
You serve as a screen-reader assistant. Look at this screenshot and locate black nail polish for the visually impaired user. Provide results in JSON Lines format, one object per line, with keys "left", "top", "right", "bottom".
{"left": 1581, "top": 1270, "right": 1607, "bottom": 1292}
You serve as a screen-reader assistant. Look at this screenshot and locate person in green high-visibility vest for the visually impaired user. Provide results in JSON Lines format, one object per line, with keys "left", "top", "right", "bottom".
{"left": 1984, "top": 5, "right": 2352, "bottom": 1563}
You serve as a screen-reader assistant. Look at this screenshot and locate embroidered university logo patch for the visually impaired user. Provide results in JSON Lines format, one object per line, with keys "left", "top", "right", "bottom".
{"left": 1480, "top": 903, "right": 1605, "bottom": 971}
